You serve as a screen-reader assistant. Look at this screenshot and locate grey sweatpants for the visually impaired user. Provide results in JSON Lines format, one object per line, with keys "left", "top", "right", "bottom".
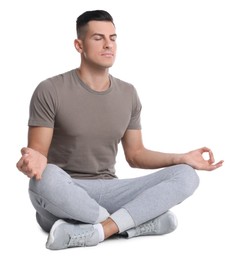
{"left": 29, "top": 164, "right": 199, "bottom": 233}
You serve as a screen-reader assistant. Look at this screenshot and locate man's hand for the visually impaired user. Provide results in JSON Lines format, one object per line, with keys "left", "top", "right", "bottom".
{"left": 183, "top": 147, "right": 224, "bottom": 171}
{"left": 16, "top": 147, "right": 47, "bottom": 180}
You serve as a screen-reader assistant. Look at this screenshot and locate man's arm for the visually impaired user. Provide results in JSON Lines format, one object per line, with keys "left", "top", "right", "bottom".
{"left": 16, "top": 126, "right": 53, "bottom": 180}
{"left": 121, "top": 129, "right": 224, "bottom": 171}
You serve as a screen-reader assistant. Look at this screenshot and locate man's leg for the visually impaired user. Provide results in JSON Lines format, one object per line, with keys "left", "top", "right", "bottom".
{"left": 99, "top": 164, "right": 199, "bottom": 235}
{"left": 29, "top": 164, "right": 110, "bottom": 232}
{"left": 43, "top": 164, "right": 199, "bottom": 249}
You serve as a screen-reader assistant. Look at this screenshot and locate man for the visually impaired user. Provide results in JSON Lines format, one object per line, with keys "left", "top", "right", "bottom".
{"left": 16, "top": 10, "right": 223, "bottom": 250}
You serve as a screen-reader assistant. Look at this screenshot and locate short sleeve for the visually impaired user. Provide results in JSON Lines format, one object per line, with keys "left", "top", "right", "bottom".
{"left": 28, "top": 79, "right": 57, "bottom": 128}
{"left": 127, "top": 87, "right": 142, "bottom": 130}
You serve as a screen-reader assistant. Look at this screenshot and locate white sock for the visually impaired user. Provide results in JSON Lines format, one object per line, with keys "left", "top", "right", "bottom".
{"left": 93, "top": 223, "right": 105, "bottom": 242}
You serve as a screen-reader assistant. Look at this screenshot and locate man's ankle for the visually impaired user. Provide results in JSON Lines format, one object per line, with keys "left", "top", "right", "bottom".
{"left": 101, "top": 218, "right": 119, "bottom": 239}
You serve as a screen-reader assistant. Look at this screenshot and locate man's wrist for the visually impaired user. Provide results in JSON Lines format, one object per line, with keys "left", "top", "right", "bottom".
{"left": 173, "top": 153, "right": 186, "bottom": 165}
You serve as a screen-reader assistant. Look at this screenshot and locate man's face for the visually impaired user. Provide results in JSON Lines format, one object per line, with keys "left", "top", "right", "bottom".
{"left": 79, "top": 21, "right": 117, "bottom": 69}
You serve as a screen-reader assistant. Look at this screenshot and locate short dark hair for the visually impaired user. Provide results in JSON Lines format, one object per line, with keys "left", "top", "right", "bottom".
{"left": 76, "top": 10, "right": 114, "bottom": 39}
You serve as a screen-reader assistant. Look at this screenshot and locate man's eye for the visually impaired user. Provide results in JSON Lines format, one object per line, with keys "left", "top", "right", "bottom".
{"left": 94, "top": 37, "right": 102, "bottom": 41}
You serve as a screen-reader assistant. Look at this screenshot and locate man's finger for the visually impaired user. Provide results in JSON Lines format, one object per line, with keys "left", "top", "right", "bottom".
{"left": 21, "top": 147, "right": 31, "bottom": 156}
{"left": 208, "top": 150, "right": 215, "bottom": 164}
{"left": 35, "top": 173, "right": 42, "bottom": 181}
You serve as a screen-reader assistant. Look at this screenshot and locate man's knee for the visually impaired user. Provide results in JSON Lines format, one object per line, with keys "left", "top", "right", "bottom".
{"left": 29, "top": 164, "right": 64, "bottom": 194}
{"left": 177, "top": 164, "right": 200, "bottom": 197}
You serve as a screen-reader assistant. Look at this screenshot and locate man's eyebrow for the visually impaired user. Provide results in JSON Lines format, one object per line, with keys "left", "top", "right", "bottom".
{"left": 91, "top": 33, "right": 117, "bottom": 38}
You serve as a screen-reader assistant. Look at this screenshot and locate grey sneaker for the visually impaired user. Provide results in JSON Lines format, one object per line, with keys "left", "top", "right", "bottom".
{"left": 46, "top": 219, "right": 99, "bottom": 250}
{"left": 122, "top": 211, "right": 178, "bottom": 238}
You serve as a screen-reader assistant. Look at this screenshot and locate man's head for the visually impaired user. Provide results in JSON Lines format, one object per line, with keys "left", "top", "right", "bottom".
{"left": 76, "top": 10, "right": 115, "bottom": 39}
{"left": 75, "top": 10, "right": 117, "bottom": 69}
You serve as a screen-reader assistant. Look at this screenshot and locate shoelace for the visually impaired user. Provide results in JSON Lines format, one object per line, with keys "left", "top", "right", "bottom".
{"left": 136, "top": 220, "right": 158, "bottom": 235}
{"left": 68, "top": 230, "right": 93, "bottom": 247}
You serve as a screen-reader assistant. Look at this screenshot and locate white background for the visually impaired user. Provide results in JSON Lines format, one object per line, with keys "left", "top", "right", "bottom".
{"left": 0, "top": 0, "right": 235, "bottom": 259}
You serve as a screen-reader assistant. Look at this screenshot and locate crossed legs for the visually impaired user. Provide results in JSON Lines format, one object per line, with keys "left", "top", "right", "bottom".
{"left": 29, "top": 164, "right": 199, "bottom": 247}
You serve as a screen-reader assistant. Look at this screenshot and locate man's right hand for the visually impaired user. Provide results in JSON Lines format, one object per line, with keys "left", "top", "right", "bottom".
{"left": 16, "top": 147, "right": 47, "bottom": 180}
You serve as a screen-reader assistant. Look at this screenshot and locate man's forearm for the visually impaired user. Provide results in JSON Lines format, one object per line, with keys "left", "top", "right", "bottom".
{"left": 128, "top": 148, "right": 185, "bottom": 169}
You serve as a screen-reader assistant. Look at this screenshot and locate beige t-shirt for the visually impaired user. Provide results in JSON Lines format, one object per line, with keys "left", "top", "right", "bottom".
{"left": 28, "top": 69, "right": 142, "bottom": 179}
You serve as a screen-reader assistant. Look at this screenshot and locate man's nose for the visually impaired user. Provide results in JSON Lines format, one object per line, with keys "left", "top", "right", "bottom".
{"left": 104, "top": 38, "right": 113, "bottom": 49}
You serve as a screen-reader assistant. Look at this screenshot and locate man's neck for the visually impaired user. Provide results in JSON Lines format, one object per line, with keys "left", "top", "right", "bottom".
{"left": 77, "top": 66, "right": 110, "bottom": 92}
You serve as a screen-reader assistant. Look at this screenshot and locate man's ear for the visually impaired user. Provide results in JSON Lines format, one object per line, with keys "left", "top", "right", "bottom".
{"left": 74, "top": 39, "right": 83, "bottom": 53}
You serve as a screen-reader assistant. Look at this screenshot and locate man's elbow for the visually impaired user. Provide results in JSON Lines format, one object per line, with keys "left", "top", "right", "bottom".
{"left": 125, "top": 153, "right": 140, "bottom": 168}
{"left": 127, "top": 159, "right": 138, "bottom": 168}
